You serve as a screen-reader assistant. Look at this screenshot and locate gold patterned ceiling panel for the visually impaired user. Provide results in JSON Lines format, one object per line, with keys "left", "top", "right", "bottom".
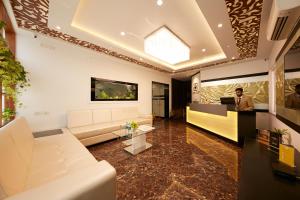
{"left": 9, "top": 0, "right": 263, "bottom": 74}
{"left": 176, "top": 0, "right": 264, "bottom": 73}
{"left": 225, "top": 0, "right": 263, "bottom": 59}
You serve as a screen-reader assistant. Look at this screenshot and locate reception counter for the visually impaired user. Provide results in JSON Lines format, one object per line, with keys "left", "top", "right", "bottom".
{"left": 186, "top": 103, "right": 256, "bottom": 144}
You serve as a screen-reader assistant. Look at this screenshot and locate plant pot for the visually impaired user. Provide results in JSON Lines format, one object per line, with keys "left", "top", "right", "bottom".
{"left": 281, "top": 133, "right": 291, "bottom": 145}
{"left": 269, "top": 132, "right": 282, "bottom": 152}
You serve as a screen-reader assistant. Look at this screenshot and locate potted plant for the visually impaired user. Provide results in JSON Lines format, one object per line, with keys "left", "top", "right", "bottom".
{"left": 124, "top": 121, "right": 139, "bottom": 137}
{"left": 130, "top": 121, "right": 138, "bottom": 132}
{"left": 0, "top": 20, "right": 29, "bottom": 124}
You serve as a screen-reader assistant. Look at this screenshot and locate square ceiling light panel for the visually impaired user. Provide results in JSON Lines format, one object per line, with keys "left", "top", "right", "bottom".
{"left": 144, "top": 26, "right": 190, "bottom": 65}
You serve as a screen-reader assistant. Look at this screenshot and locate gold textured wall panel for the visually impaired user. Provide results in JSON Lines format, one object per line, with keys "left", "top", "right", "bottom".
{"left": 275, "top": 63, "right": 285, "bottom": 107}
{"left": 275, "top": 49, "right": 300, "bottom": 127}
{"left": 200, "top": 81, "right": 268, "bottom": 104}
{"left": 285, "top": 78, "right": 300, "bottom": 97}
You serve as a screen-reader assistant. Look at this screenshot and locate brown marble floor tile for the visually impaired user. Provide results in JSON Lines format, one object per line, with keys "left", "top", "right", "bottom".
{"left": 88, "top": 119, "right": 242, "bottom": 200}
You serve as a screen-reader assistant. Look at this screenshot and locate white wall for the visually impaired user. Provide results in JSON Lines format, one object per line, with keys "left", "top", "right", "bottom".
{"left": 16, "top": 31, "right": 171, "bottom": 131}
{"left": 200, "top": 59, "right": 269, "bottom": 80}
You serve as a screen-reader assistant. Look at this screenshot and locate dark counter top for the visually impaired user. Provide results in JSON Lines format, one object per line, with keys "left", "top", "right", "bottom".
{"left": 239, "top": 138, "right": 300, "bottom": 200}
{"left": 189, "top": 103, "right": 229, "bottom": 116}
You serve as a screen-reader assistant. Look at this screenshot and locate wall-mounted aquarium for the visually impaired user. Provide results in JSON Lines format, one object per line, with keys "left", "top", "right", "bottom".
{"left": 91, "top": 77, "right": 138, "bottom": 101}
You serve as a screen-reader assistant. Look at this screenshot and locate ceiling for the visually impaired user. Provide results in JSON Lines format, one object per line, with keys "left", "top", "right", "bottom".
{"left": 7, "top": 0, "right": 274, "bottom": 75}
{"left": 71, "top": 0, "right": 226, "bottom": 69}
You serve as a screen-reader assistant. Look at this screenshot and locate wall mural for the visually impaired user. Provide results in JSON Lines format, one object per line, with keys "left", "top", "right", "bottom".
{"left": 275, "top": 32, "right": 300, "bottom": 129}
{"left": 275, "top": 63, "right": 285, "bottom": 107}
{"left": 200, "top": 80, "right": 269, "bottom": 106}
{"left": 285, "top": 78, "right": 300, "bottom": 97}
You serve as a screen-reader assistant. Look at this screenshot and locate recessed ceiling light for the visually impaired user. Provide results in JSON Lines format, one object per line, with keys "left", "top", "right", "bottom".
{"left": 218, "top": 23, "right": 223, "bottom": 28}
{"left": 202, "top": 48, "right": 206, "bottom": 52}
{"left": 157, "top": 0, "right": 163, "bottom": 6}
{"left": 139, "top": 58, "right": 143, "bottom": 61}
{"left": 232, "top": 56, "right": 235, "bottom": 60}
{"left": 55, "top": 26, "right": 61, "bottom": 30}
{"left": 120, "top": 32, "right": 126, "bottom": 36}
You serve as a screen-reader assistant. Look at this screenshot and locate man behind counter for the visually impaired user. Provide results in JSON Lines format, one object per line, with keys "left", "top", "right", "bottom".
{"left": 235, "top": 87, "right": 254, "bottom": 111}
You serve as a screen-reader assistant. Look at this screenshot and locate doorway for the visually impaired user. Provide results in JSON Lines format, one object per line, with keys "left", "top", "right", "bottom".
{"left": 152, "top": 82, "right": 169, "bottom": 118}
{"left": 171, "top": 78, "right": 191, "bottom": 119}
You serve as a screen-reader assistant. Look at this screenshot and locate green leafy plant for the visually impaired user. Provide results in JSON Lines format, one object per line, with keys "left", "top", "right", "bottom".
{"left": 0, "top": 21, "right": 6, "bottom": 30}
{"left": 272, "top": 128, "right": 289, "bottom": 135}
{"left": 0, "top": 20, "right": 29, "bottom": 111}
{"left": 2, "top": 108, "right": 15, "bottom": 123}
{"left": 130, "top": 121, "right": 138, "bottom": 130}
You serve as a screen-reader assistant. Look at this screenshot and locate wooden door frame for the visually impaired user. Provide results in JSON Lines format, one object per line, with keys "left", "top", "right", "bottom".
{"left": 152, "top": 81, "right": 170, "bottom": 118}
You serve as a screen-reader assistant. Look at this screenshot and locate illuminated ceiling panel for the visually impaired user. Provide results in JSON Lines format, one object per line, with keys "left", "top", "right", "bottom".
{"left": 144, "top": 26, "right": 190, "bottom": 65}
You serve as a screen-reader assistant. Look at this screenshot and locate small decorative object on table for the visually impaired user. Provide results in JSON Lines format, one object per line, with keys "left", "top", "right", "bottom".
{"left": 124, "top": 121, "right": 139, "bottom": 138}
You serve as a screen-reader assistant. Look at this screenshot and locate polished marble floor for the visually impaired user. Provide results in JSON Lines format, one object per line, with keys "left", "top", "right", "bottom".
{"left": 88, "top": 119, "right": 242, "bottom": 200}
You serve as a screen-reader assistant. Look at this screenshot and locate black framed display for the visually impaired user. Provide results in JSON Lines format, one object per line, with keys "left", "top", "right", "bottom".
{"left": 91, "top": 77, "right": 138, "bottom": 101}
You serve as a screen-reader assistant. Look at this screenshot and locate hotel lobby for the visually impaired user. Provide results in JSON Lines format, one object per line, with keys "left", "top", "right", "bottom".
{"left": 0, "top": 0, "right": 300, "bottom": 200}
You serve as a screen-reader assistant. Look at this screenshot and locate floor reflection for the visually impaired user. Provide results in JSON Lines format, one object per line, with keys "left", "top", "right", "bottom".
{"left": 186, "top": 127, "right": 239, "bottom": 181}
{"left": 88, "top": 119, "right": 241, "bottom": 200}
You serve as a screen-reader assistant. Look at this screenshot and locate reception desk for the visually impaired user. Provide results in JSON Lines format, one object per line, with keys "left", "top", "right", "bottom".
{"left": 186, "top": 103, "right": 256, "bottom": 144}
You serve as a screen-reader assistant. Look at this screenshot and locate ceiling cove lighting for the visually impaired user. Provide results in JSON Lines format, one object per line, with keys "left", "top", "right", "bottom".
{"left": 144, "top": 26, "right": 190, "bottom": 65}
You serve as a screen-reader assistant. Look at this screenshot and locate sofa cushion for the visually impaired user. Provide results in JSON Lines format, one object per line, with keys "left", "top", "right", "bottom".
{"left": 26, "top": 131, "right": 97, "bottom": 189}
{"left": 0, "top": 124, "right": 28, "bottom": 196}
{"left": 93, "top": 109, "right": 112, "bottom": 124}
{"left": 6, "top": 117, "right": 34, "bottom": 166}
{"left": 69, "top": 122, "right": 122, "bottom": 140}
{"left": 67, "top": 110, "right": 93, "bottom": 128}
{"left": 0, "top": 184, "right": 6, "bottom": 200}
{"left": 70, "top": 117, "right": 151, "bottom": 140}
{"left": 132, "top": 117, "right": 152, "bottom": 126}
{"left": 111, "top": 107, "right": 139, "bottom": 121}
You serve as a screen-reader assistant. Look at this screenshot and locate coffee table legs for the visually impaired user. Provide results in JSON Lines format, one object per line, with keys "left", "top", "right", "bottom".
{"left": 123, "top": 134, "right": 152, "bottom": 155}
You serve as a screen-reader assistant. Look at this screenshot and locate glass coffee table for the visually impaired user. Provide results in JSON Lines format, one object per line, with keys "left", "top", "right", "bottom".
{"left": 112, "top": 125, "right": 155, "bottom": 155}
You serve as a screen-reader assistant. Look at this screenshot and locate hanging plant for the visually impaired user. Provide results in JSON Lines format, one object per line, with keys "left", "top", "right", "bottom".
{"left": 0, "top": 20, "right": 29, "bottom": 114}
{"left": 2, "top": 108, "right": 16, "bottom": 124}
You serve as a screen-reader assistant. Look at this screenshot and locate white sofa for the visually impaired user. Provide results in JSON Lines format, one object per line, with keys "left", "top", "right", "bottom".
{"left": 67, "top": 107, "right": 153, "bottom": 146}
{"left": 0, "top": 117, "right": 116, "bottom": 200}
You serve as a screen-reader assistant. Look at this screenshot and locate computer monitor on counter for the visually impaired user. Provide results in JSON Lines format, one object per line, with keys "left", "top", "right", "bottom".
{"left": 220, "top": 97, "right": 235, "bottom": 105}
